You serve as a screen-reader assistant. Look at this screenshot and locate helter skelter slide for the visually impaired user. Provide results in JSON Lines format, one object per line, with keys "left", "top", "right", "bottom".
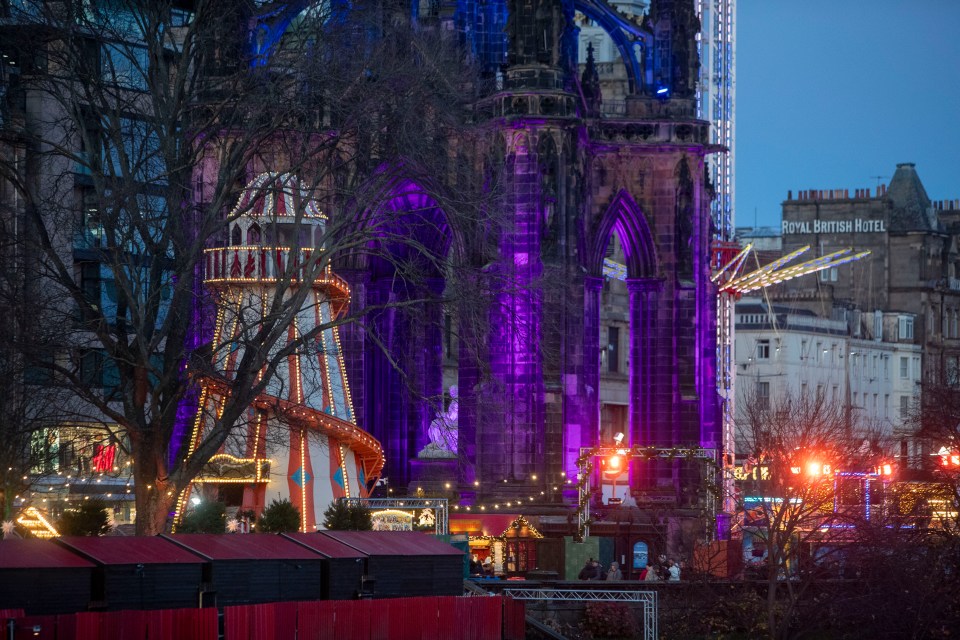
{"left": 174, "top": 173, "right": 383, "bottom": 532}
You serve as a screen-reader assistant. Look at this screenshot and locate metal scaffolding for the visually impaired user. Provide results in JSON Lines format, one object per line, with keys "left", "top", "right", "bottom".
{"left": 577, "top": 446, "right": 717, "bottom": 541}
{"left": 502, "top": 589, "right": 657, "bottom": 640}
{"left": 341, "top": 497, "right": 449, "bottom": 535}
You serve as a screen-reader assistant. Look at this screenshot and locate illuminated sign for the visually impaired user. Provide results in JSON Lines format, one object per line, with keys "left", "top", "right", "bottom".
{"left": 370, "top": 509, "right": 414, "bottom": 531}
{"left": 782, "top": 219, "right": 886, "bottom": 235}
{"left": 92, "top": 444, "right": 117, "bottom": 472}
{"left": 733, "top": 465, "right": 770, "bottom": 481}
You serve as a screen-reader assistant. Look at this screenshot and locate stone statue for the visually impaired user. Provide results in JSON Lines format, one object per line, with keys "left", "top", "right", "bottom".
{"left": 420, "top": 386, "right": 459, "bottom": 458}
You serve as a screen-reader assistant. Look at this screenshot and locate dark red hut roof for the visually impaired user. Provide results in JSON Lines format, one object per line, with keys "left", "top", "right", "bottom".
{"left": 283, "top": 532, "right": 369, "bottom": 559}
{"left": 318, "top": 531, "right": 463, "bottom": 557}
{"left": 163, "top": 534, "right": 322, "bottom": 561}
{"left": 0, "top": 538, "right": 95, "bottom": 569}
{"left": 55, "top": 536, "right": 205, "bottom": 565}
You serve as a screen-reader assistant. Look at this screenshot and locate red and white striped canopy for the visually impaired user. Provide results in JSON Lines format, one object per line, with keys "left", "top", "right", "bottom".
{"left": 232, "top": 172, "right": 325, "bottom": 220}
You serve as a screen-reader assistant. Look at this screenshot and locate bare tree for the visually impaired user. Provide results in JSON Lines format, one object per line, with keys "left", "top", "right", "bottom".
{"left": 0, "top": 0, "right": 498, "bottom": 534}
{"left": 735, "top": 390, "right": 883, "bottom": 639}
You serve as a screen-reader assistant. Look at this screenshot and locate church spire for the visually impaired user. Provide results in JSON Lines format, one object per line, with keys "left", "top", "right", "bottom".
{"left": 580, "top": 41, "right": 602, "bottom": 116}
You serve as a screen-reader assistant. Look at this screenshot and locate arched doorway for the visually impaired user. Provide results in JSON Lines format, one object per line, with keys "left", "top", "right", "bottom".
{"left": 336, "top": 176, "right": 462, "bottom": 490}
{"left": 582, "top": 190, "right": 659, "bottom": 492}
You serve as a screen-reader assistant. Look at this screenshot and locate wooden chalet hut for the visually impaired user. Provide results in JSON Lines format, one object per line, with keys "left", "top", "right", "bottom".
{"left": 0, "top": 539, "right": 95, "bottom": 614}
{"left": 54, "top": 536, "right": 204, "bottom": 611}
{"left": 283, "top": 531, "right": 367, "bottom": 600}
{"left": 163, "top": 534, "right": 323, "bottom": 606}
{"left": 319, "top": 531, "right": 463, "bottom": 598}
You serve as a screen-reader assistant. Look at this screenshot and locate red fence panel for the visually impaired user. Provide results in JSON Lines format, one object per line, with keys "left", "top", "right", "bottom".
{"left": 55, "top": 613, "right": 78, "bottom": 640}
{"left": 296, "top": 602, "right": 320, "bottom": 640}
{"left": 74, "top": 611, "right": 103, "bottom": 640}
{"left": 8, "top": 615, "right": 57, "bottom": 640}
{"left": 273, "top": 602, "right": 298, "bottom": 640}
{"left": 483, "top": 596, "right": 500, "bottom": 640}
{"left": 224, "top": 604, "right": 250, "bottom": 640}
{"left": 107, "top": 609, "right": 151, "bottom": 640}
{"left": 502, "top": 596, "right": 526, "bottom": 640}
{"left": 153, "top": 607, "right": 217, "bottom": 640}
{"left": 413, "top": 597, "right": 440, "bottom": 640}
{"left": 435, "top": 597, "right": 460, "bottom": 640}
{"left": 13, "top": 597, "right": 529, "bottom": 640}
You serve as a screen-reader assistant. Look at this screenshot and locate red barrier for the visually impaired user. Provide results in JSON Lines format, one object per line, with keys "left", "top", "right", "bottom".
{"left": 151, "top": 608, "right": 217, "bottom": 640}
{"left": 502, "top": 596, "right": 526, "bottom": 640}
{"left": 7, "top": 608, "right": 215, "bottom": 640}
{"left": 225, "top": 596, "right": 511, "bottom": 640}
{"left": 7, "top": 615, "right": 56, "bottom": 640}
{"left": 10, "top": 596, "right": 515, "bottom": 640}
{"left": 74, "top": 611, "right": 101, "bottom": 640}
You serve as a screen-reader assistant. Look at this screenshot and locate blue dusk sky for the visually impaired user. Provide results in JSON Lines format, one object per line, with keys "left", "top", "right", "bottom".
{"left": 735, "top": 1, "right": 960, "bottom": 230}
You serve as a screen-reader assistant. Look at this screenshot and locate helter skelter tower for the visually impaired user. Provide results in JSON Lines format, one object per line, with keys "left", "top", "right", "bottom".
{"left": 176, "top": 173, "right": 384, "bottom": 532}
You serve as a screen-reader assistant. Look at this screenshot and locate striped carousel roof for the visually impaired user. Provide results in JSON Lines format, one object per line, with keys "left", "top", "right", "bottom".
{"left": 232, "top": 173, "right": 326, "bottom": 220}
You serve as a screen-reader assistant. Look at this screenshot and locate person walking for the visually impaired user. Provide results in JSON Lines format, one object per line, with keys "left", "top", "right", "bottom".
{"left": 578, "top": 558, "right": 597, "bottom": 580}
{"left": 668, "top": 559, "right": 680, "bottom": 581}
{"left": 643, "top": 561, "right": 659, "bottom": 581}
{"left": 605, "top": 561, "right": 623, "bottom": 580}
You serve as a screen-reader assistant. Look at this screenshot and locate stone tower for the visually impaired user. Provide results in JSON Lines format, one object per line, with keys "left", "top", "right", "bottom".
{"left": 243, "top": 0, "right": 721, "bottom": 517}
{"left": 458, "top": 0, "right": 721, "bottom": 506}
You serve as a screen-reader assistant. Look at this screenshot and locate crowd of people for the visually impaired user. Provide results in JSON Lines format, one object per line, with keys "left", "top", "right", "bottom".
{"left": 578, "top": 556, "right": 683, "bottom": 581}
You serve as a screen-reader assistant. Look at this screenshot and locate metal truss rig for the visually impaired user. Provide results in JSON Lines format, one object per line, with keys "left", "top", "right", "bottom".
{"left": 711, "top": 243, "right": 870, "bottom": 514}
{"left": 577, "top": 446, "right": 716, "bottom": 541}
{"left": 340, "top": 497, "right": 449, "bottom": 536}
{"left": 503, "top": 589, "right": 658, "bottom": 640}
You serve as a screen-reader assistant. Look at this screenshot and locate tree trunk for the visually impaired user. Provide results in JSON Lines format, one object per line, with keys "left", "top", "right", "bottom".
{"left": 767, "top": 564, "right": 778, "bottom": 639}
{"left": 133, "top": 445, "right": 175, "bottom": 536}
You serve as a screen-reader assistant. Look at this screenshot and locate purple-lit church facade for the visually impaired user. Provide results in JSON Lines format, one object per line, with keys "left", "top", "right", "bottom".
{"left": 247, "top": 0, "right": 722, "bottom": 511}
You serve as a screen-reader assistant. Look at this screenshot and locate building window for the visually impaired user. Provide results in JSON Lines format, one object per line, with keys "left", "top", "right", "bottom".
{"left": 819, "top": 267, "right": 838, "bottom": 282}
{"left": 801, "top": 339, "right": 808, "bottom": 360}
{"left": 756, "top": 339, "right": 770, "bottom": 360}
{"left": 948, "top": 357, "right": 959, "bottom": 387}
{"left": 899, "top": 316, "right": 914, "bottom": 340}
{"left": 899, "top": 396, "right": 910, "bottom": 419}
{"left": 900, "top": 357, "right": 909, "bottom": 379}
{"left": 80, "top": 349, "right": 120, "bottom": 394}
{"left": 757, "top": 381, "right": 770, "bottom": 410}
{"left": 601, "top": 404, "right": 627, "bottom": 443}
{"left": 884, "top": 394, "right": 889, "bottom": 419}
{"left": 607, "top": 326, "right": 620, "bottom": 373}
{"left": 102, "top": 43, "right": 149, "bottom": 90}
{"left": 632, "top": 541, "right": 649, "bottom": 571}
{"left": 30, "top": 429, "right": 61, "bottom": 474}
{"left": 444, "top": 314, "right": 455, "bottom": 359}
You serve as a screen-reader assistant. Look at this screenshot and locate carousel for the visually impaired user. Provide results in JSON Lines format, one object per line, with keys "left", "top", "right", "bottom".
{"left": 175, "top": 173, "right": 383, "bottom": 532}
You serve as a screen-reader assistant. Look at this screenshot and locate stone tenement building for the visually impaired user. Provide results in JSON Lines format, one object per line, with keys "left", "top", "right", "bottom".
{"left": 774, "top": 163, "right": 960, "bottom": 387}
